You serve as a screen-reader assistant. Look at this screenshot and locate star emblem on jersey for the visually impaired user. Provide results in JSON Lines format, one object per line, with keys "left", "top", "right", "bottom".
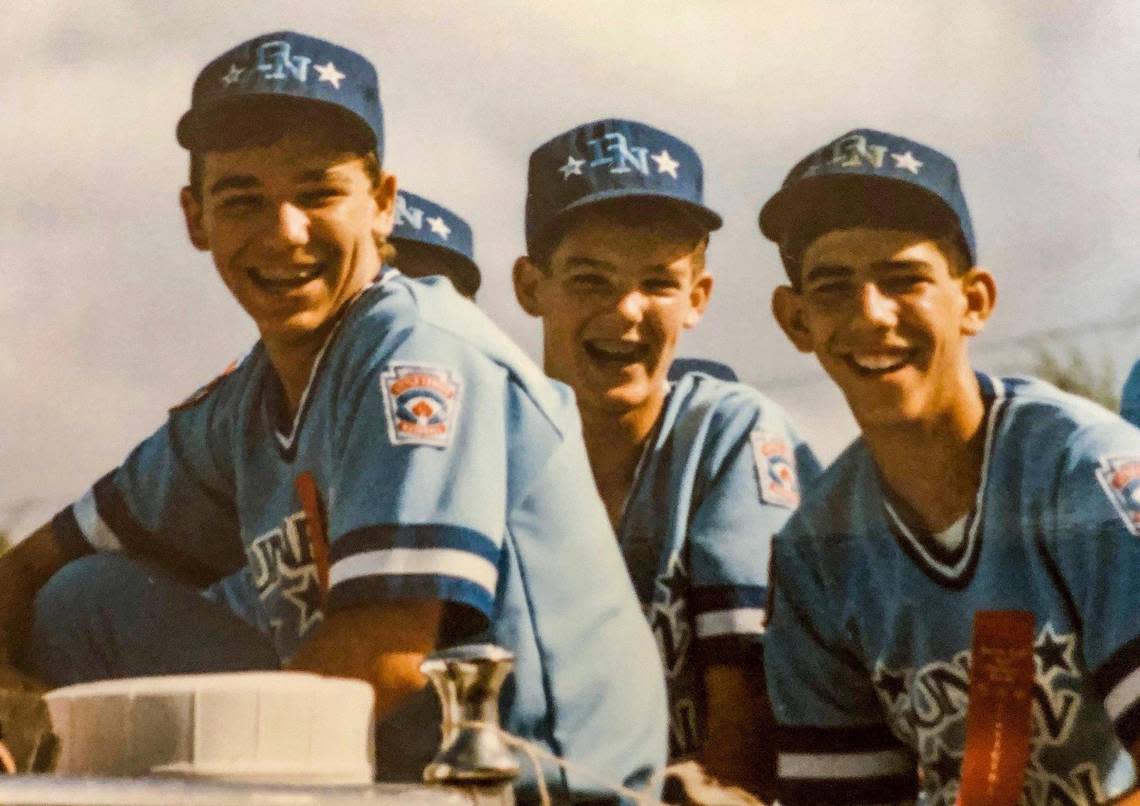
{"left": 1094, "top": 456, "right": 1140, "bottom": 536}
{"left": 380, "top": 364, "right": 462, "bottom": 448}
{"left": 281, "top": 565, "right": 325, "bottom": 636}
{"left": 874, "top": 666, "right": 909, "bottom": 704}
{"left": 649, "top": 555, "right": 690, "bottom": 680}
{"left": 891, "top": 150, "right": 924, "bottom": 174}
{"left": 1035, "top": 624, "right": 1075, "bottom": 677}
{"left": 750, "top": 431, "right": 800, "bottom": 508}
{"left": 558, "top": 155, "right": 586, "bottom": 179}
{"left": 426, "top": 215, "right": 451, "bottom": 240}
{"left": 651, "top": 149, "right": 680, "bottom": 179}
{"left": 221, "top": 64, "right": 244, "bottom": 87}
{"left": 313, "top": 60, "right": 345, "bottom": 89}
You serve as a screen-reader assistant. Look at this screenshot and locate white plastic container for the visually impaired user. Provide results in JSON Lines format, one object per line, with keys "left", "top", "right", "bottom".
{"left": 44, "top": 672, "right": 375, "bottom": 785}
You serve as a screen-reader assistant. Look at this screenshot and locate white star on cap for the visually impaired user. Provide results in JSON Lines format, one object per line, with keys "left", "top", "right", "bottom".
{"left": 221, "top": 64, "right": 244, "bottom": 87}
{"left": 314, "top": 61, "right": 346, "bottom": 89}
{"left": 427, "top": 216, "right": 451, "bottom": 240}
{"left": 891, "top": 150, "right": 924, "bottom": 174}
{"left": 558, "top": 155, "right": 586, "bottom": 180}
{"left": 651, "top": 149, "right": 680, "bottom": 179}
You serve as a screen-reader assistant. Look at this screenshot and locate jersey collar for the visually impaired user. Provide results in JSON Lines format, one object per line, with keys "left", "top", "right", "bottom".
{"left": 881, "top": 372, "right": 1011, "bottom": 589}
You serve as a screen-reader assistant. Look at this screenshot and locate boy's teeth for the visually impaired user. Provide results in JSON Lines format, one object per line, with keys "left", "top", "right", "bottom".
{"left": 852, "top": 353, "right": 904, "bottom": 370}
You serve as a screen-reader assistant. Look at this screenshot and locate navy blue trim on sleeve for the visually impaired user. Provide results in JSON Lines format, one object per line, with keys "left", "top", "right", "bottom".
{"left": 50, "top": 507, "right": 93, "bottom": 561}
{"left": 698, "top": 635, "right": 763, "bottom": 666}
{"left": 326, "top": 524, "right": 501, "bottom": 622}
{"left": 1092, "top": 634, "right": 1140, "bottom": 746}
{"left": 93, "top": 474, "right": 228, "bottom": 588}
{"left": 691, "top": 584, "right": 766, "bottom": 614}
{"left": 778, "top": 723, "right": 907, "bottom": 754}
{"left": 330, "top": 523, "right": 500, "bottom": 565}
{"left": 779, "top": 774, "right": 916, "bottom": 806}
{"left": 326, "top": 573, "right": 494, "bottom": 622}
{"left": 776, "top": 723, "right": 917, "bottom": 806}
{"left": 692, "top": 584, "right": 767, "bottom": 665}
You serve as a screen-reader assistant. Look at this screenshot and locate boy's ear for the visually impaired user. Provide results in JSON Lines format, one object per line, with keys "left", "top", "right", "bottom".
{"left": 682, "top": 272, "right": 714, "bottom": 330}
{"left": 771, "top": 285, "right": 815, "bottom": 353}
{"left": 371, "top": 171, "right": 398, "bottom": 241}
{"left": 959, "top": 267, "right": 997, "bottom": 336}
{"left": 513, "top": 256, "right": 545, "bottom": 317}
{"left": 180, "top": 186, "right": 209, "bottom": 252}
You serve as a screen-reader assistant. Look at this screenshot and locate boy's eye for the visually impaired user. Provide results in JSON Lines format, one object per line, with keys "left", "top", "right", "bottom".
{"left": 808, "top": 280, "right": 850, "bottom": 295}
{"left": 879, "top": 275, "right": 926, "bottom": 293}
{"left": 568, "top": 274, "right": 608, "bottom": 290}
{"left": 297, "top": 188, "right": 344, "bottom": 206}
{"left": 217, "top": 194, "right": 261, "bottom": 212}
{"left": 643, "top": 278, "right": 680, "bottom": 293}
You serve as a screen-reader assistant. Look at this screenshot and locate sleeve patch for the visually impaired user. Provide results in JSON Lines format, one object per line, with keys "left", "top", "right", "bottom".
{"left": 1094, "top": 456, "right": 1140, "bottom": 536}
{"left": 751, "top": 430, "right": 801, "bottom": 509}
{"left": 380, "top": 363, "right": 462, "bottom": 448}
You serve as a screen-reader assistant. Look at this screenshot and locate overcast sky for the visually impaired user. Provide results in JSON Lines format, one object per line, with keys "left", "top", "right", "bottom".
{"left": 3, "top": 1, "right": 1139, "bottom": 535}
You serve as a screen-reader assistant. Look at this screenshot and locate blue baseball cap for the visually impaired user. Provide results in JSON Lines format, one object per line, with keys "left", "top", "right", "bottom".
{"left": 391, "top": 191, "right": 480, "bottom": 294}
{"left": 177, "top": 31, "right": 384, "bottom": 159}
{"left": 525, "top": 118, "right": 722, "bottom": 255}
{"left": 759, "top": 128, "right": 976, "bottom": 265}
{"left": 667, "top": 358, "right": 739, "bottom": 383}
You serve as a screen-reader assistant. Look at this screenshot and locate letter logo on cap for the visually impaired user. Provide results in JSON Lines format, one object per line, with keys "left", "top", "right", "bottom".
{"left": 396, "top": 194, "right": 424, "bottom": 230}
{"left": 831, "top": 133, "right": 887, "bottom": 169}
{"left": 587, "top": 132, "right": 650, "bottom": 176}
{"left": 256, "top": 40, "right": 312, "bottom": 82}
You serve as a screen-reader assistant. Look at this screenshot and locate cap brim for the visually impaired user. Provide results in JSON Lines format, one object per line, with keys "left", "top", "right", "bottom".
{"left": 759, "top": 173, "right": 955, "bottom": 244}
{"left": 176, "top": 94, "right": 377, "bottom": 150}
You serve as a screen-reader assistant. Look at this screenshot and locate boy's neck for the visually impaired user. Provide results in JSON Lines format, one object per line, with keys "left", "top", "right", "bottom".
{"left": 580, "top": 394, "right": 666, "bottom": 532}
{"left": 860, "top": 372, "right": 988, "bottom": 534}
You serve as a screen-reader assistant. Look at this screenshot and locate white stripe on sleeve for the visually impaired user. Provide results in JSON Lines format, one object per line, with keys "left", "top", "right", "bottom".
{"left": 778, "top": 748, "right": 913, "bottom": 780}
{"left": 72, "top": 488, "right": 123, "bottom": 552}
{"left": 1105, "top": 665, "right": 1140, "bottom": 721}
{"left": 329, "top": 548, "right": 498, "bottom": 597}
{"left": 696, "top": 608, "right": 766, "bottom": 638}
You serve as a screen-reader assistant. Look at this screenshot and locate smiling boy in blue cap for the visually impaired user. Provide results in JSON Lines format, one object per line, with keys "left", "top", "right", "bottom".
{"left": 0, "top": 33, "right": 667, "bottom": 802}
{"left": 513, "top": 118, "right": 821, "bottom": 800}
{"left": 761, "top": 128, "right": 1140, "bottom": 804}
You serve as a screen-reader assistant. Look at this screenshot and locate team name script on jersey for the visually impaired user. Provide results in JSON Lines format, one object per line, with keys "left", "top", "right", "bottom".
{"left": 873, "top": 624, "right": 1108, "bottom": 806}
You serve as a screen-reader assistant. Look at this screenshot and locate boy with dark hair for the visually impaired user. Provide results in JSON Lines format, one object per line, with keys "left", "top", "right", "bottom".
{"left": 0, "top": 32, "right": 666, "bottom": 803}
{"left": 514, "top": 118, "right": 820, "bottom": 799}
{"left": 761, "top": 128, "right": 1140, "bottom": 804}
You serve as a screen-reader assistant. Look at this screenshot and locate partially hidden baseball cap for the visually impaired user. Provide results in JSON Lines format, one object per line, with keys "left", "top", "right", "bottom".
{"left": 525, "top": 118, "right": 722, "bottom": 256}
{"left": 177, "top": 31, "right": 384, "bottom": 159}
{"left": 391, "top": 191, "right": 480, "bottom": 295}
{"left": 759, "top": 128, "right": 976, "bottom": 266}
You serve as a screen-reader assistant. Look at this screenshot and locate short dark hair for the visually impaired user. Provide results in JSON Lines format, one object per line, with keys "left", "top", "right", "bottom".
{"left": 529, "top": 196, "right": 711, "bottom": 270}
{"left": 187, "top": 97, "right": 379, "bottom": 200}
{"left": 778, "top": 182, "right": 973, "bottom": 289}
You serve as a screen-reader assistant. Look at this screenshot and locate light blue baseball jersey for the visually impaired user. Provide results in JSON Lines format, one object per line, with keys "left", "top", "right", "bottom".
{"left": 765, "top": 374, "right": 1140, "bottom": 805}
{"left": 52, "top": 271, "right": 667, "bottom": 801}
{"left": 1121, "top": 359, "right": 1140, "bottom": 429}
{"left": 620, "top": 371, "right": 821, "bottom": 759}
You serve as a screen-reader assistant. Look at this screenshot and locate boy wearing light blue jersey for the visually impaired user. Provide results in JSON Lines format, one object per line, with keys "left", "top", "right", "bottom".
{"left": 0, "top": 33, "right": 667, "bottom": 803}
{"left": 513, "top": 119, "right": 821, "bottom": 799}
{"left": 760, "top": 128, "right": 1140, "bottom": 804}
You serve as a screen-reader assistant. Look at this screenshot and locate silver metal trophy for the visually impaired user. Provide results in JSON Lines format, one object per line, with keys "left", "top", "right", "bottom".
{"left": 420, "top": 644, "right": 520, "bottom": 785}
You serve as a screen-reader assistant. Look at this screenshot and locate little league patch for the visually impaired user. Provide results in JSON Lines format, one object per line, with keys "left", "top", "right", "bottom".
{"left": 1095, "top": 456, "right": 1140, "bottom": 536}
{"left": 751, "top": 430, "right": 800, "bottom": 509}
{"left": 380, "top": 363, "right": 462, "bottom": 448}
